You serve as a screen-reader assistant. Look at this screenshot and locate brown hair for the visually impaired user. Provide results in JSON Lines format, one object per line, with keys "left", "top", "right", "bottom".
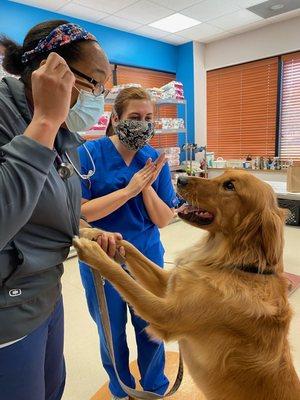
{"left": 106, "top": 86, "right": 153, "bottom": 136}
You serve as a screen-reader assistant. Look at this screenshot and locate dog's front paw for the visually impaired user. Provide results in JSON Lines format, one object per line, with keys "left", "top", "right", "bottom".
{"left": 73, "top": 237, "right": 118, "bottom": 276}
{"left": 120, "top": 240, "right": 137, "bottom": 256}
{"left": 73, "top": 237, "right": 101, "bottom": 265}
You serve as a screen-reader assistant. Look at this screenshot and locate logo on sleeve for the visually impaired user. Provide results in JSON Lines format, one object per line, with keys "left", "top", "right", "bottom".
{"left": 9, "top": 289, "right": 22, "bottom": 297}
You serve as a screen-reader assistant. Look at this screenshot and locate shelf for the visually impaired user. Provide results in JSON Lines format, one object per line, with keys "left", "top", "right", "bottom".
{"left": 105, "top": 97, "right": 186, "bottom": 105}
{"left": 155, "top": 129, "right": 187, "bottom": 134}
{"left": 156, "top": 99, "right": 186, "bottom": 105}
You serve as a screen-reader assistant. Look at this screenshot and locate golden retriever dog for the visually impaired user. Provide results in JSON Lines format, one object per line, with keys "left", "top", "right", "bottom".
{"left": 74, "top": 171, "right": 300, "bottom": 400}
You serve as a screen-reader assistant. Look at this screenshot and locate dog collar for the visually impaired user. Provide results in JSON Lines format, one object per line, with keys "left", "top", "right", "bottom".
{"left": 235, "top": 265, "right": 274, "bottom": 275}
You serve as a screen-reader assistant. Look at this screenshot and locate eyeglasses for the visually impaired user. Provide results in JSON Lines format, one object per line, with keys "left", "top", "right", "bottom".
{"left": 69, "top": 66, "right": 105, "bottom": 96}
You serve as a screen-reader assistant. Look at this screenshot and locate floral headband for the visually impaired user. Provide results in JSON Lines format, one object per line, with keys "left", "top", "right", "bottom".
{"left": 21, "top": 23, "right": 96, "bottom": 64}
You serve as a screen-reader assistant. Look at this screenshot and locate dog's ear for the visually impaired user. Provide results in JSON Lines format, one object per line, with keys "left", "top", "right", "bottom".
{"left": 235, "top": 206, "right": 285, "bottom": 271}
{"left": 260, "top": 207, "right": 285, "bottom": 269}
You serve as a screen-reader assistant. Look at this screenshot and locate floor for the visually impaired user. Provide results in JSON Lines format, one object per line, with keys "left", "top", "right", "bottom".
{"left": 61, "top": 222, "right": 300, "bottom": 400}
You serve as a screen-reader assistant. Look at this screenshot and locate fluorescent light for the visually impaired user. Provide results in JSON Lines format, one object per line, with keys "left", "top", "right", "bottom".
{"left": 149, "top": 13, "right": 201, "bottom": 33}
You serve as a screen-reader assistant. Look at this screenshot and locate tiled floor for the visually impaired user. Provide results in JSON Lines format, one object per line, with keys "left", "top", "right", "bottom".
{"left": 62, "top": 222, "right": 300, "bottom": 400}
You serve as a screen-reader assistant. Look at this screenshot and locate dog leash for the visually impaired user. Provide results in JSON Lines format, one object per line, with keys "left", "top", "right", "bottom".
{"left": 92, "top": 269, "right": 184, "bottom": 399}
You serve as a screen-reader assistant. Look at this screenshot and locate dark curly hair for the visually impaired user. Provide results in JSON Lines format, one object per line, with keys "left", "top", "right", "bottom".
{"left": 0, "top": 19, "right": 96, "bottom": 83}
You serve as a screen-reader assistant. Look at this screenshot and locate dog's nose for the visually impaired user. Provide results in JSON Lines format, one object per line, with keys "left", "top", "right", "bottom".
{"left": 177, "top": 176, "right": 189, "bottom": 187}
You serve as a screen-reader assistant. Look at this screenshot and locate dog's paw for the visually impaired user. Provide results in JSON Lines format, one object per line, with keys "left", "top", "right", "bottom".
{"left": 73, "top": 237, "right": 118, "bottom": 275}
{"left": 73, "top": 237, "right": 105, "bottom": 265}
{"left": 120, "top": 240, "right": 138, "bottom": 256}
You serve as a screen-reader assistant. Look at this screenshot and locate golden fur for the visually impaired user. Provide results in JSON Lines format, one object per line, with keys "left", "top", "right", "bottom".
{"left": 74, "top": 171, "right": 300, "bottom": 400}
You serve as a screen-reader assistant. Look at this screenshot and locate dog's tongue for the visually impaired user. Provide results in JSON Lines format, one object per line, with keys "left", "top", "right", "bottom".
{"left": 178, "top": 204, "right": 214, "bottom": 219}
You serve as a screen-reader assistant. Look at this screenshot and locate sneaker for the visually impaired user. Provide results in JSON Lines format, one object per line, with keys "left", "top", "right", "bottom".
{"left": 111, "top": 396, "right": 129, "bottom": 400}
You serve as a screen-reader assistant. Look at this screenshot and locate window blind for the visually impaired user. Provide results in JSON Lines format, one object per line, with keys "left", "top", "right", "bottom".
{"left": 207, "top": 57, "right": 278, "bottom": 159}
{"left": 280, "top": 52, "right": 300, "bottom": 160}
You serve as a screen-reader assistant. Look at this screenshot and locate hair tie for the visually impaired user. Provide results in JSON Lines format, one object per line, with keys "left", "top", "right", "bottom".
{"left": 22, "top": 22, "right": 96, "bottom": 64}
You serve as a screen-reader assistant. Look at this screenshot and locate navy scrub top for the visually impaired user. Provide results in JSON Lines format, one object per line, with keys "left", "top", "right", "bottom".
{"left": 78, "top": 136, "right": 178, "bottom": 267}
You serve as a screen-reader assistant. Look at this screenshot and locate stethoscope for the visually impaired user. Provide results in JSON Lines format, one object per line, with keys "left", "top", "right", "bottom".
{"left": 54, "top": 143, "right": 96, "bottom": 182}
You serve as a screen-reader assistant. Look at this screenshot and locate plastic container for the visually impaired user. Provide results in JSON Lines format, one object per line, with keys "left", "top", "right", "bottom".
{"left": 206, "top": 152, "right": 214, "bottom": 167}
{"left": 212, "top": 157, "right": 227, "bottom": 168}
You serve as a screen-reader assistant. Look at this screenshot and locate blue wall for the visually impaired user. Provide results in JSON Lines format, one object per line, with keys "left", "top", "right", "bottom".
{"left": 0, "top": 0, "right": 195, "bottom": 144}
{"left": 0, "top": 0, "right": 177, "bottom": 73}
{"left": 176, "top": 42, "right": 195, "bottom": 152}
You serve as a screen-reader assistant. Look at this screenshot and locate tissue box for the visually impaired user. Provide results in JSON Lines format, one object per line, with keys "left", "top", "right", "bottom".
{"left": 287, "top": 163, "right": 300, "bottom": 193}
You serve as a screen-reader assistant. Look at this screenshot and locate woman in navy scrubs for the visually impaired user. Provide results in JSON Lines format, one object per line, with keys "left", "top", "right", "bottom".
{"left": 78, "top": 87, "right": 178, "bottom": 400}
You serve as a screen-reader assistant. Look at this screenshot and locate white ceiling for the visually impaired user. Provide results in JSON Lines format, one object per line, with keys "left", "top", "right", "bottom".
{"left": 9, "top": 0, "right": 300, "bottom": 45}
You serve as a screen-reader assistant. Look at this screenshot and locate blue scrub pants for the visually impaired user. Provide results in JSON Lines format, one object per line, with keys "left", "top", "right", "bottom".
{"left": 0, "top": 297, "right": 65, "bottom": 400}
{"left": 80, "top": 263, "right": 169, "bottom": 398}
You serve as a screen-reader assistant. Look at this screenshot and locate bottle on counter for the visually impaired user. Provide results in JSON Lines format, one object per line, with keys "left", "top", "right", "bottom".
{"left": 267, "top": 157, "right": 273, "bottom": 170}
{"left": 244, "top": 155, "right": 252, "bottom": 169}
{"left": 259, "top": 156, "right": 264, "bottom": 170}
{"left": 274, "top": 157, "right": 281, "bottom": 170}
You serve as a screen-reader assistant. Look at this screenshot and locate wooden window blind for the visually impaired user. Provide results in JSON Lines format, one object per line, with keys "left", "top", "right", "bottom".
{"left": 116, "top": 65, "right": 175, "bottom": 89}
{"left": 116, "top": 65, "right": 177, "bottom": 148}
{"left": 207, "top": 57, "right": 278, "bottom": 159}
{"left": 280, "top": 52, "right": 300, "bottom": 160}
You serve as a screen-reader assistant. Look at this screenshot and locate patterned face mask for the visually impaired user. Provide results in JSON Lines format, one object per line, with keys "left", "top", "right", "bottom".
{"left": 115, "top": 120, "right": 155, "bottom": 151}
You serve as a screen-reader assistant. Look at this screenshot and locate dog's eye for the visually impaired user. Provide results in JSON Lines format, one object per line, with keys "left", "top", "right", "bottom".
{"left": 223, "top": 181, "right": 235, "bottom": 191}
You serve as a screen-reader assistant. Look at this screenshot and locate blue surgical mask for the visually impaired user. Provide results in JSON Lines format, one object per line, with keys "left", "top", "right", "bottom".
{"left": 66, "top": 89, "right": 105, "bottom": 132}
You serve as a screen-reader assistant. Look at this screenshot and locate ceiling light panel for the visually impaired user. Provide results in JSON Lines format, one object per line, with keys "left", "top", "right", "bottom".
{"left": 149, "top": 13, "right": 201, "bottom": 33}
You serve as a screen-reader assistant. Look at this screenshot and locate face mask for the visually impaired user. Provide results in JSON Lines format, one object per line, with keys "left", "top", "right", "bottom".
{"left": 66, "top": 89, "right": 105, "bottom": 132}
{"left": 115, "top": 120, "right": 154, "bottom": 151}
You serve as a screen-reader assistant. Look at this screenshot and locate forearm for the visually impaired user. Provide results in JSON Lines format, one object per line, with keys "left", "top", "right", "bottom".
{"left": 81, "top": 188, "right": 132, "bottom": 222}
{"left": 0, "top": 134, "right": 56, "bottom": 251}
{"left": 142, "top": 187, "right": 174, "bottom": 228}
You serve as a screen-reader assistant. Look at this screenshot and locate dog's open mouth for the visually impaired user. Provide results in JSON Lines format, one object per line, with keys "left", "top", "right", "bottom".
{"left": 178, "top": 204, "right": 215, "bottom": 226}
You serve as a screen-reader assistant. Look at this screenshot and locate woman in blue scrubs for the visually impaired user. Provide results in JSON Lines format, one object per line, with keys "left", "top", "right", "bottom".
{"left": 78, "top": 87, "right": 178, "bottom": 400}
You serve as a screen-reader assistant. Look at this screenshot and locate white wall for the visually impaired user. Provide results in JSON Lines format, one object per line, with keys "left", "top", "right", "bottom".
{"left": 193, "top": 42, "right": 206, "bottom": 147}
{"left": 205, "top": 15, "right": 300, "bottom": 71}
